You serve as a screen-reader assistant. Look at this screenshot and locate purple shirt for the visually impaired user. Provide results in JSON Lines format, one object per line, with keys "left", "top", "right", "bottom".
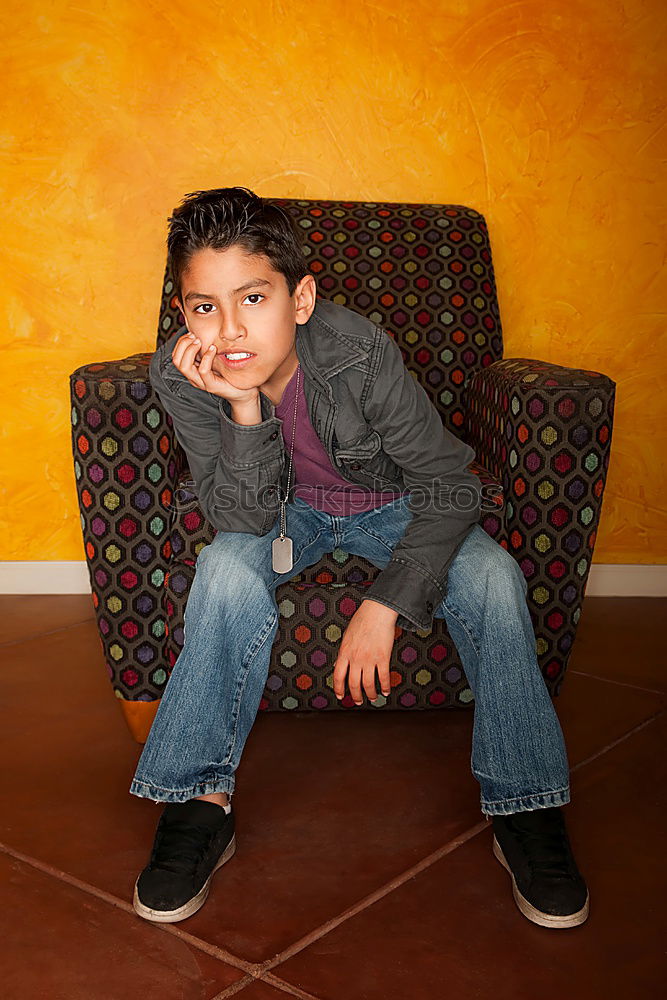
{"left": 274, "top": 363, "right": 408, "bottom": 515}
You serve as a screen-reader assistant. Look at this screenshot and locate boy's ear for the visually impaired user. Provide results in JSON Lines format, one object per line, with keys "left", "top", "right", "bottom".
{"left": 176, "top": 298, "right": 189, "bottom": 331}
{"left": 295, "top": 273, "right": 317, "bottom": 324}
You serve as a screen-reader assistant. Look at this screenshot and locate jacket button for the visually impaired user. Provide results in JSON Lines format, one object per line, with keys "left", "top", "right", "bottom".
{"left": 269, "top": 431, "right": 278, "bottom": 440}
{"left": 426, "top": 601, "right": 434, "bottom": 613}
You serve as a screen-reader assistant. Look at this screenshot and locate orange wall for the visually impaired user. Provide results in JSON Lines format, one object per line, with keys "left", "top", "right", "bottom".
{"left": 1, "top": 0, "right": 665, "bottom": 563}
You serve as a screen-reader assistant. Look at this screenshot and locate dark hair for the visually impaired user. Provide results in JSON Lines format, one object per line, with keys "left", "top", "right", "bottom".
{"left": 167, "top": 186, "right": 310, "bottom": 298}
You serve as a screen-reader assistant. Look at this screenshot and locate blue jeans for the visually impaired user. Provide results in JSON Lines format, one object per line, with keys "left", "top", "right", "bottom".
{"left": 130, "top": 495, "right": 571, "bottom": 816}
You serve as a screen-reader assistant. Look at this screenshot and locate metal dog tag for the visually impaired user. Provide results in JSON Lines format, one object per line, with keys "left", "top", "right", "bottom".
{"left": 272, "top": 535, "right": 293, "bottom": 573}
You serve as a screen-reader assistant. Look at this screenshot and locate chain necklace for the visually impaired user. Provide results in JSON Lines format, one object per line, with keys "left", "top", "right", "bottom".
{"left": 271, "top": 363, "right": 301, "bottom": 573}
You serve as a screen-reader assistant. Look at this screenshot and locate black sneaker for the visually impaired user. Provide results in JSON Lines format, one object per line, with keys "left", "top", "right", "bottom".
{"left": 491, "top": 806, "right": 590, "bottom": 929}
{"left": 133, "top": 799, "right": 236, "bottom": 923}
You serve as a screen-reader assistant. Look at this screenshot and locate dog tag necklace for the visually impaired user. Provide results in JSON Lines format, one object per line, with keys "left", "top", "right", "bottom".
{"left": 272, "top": 363, "right": 301, "bottom": 573}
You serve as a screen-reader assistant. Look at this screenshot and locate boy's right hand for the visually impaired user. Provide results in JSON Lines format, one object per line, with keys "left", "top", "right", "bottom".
{"left": 171, "top": 332, "right": 260, "bottom": 406}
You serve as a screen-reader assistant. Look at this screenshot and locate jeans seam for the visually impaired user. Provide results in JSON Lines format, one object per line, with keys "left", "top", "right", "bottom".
{"left": 292, "top": 526, "right": 327, "bottom": 570}
{"left": 355, "top": 523, "right": 396, "bottom": 557}
{"left": 441, "top": 597, "right": 481, "bottom": 658}
{"left": 129, "top": 777, "right": 234, "bottom": 798}
{"left": 223, "top": 608, "right": 279, "bottom": 768}
{"left": 481, "top": 784, "right": 570, "bottom": 805}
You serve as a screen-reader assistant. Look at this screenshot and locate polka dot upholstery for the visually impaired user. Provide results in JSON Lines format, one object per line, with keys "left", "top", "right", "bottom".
{"left": 70, "top": 199, "right": 616, "bottom": 733}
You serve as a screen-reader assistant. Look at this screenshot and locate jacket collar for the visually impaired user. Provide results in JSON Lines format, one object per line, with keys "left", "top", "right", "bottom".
{"left": 296, "top": 298, "right": 373, "bottom": 388}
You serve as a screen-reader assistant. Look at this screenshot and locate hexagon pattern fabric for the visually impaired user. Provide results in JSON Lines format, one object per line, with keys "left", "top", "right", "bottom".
{"left": 70, "top": 200, "right": 616, "bottom": 712}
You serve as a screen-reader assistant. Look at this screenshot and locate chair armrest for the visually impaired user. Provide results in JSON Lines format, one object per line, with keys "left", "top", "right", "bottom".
{"left": 69, "top": 352, "right": 184, "bottom": 704}
{"left": 464, "top": 357, "right": 617, "bottom": 685}
{"left": 70, "top": 350, "right": 185, "bottom": 489}
{"left": 465, "top": 357, "right": 616, "bottom": 483}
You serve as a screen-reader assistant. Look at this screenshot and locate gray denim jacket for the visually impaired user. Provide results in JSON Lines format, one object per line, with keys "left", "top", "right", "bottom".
{"left": 149, "top": 297, "right": 481, "bottom": 633}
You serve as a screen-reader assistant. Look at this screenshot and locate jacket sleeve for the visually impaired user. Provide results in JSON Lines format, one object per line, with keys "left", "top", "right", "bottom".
{"left": 149, "top": 342, "right": 283, "bottom": 535}
{"left": 362, "top": 330, "right": 481, "bottom": 632}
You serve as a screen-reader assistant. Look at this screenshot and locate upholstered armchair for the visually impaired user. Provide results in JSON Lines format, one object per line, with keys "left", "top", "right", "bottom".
{"left": 69, "top": 199, "right": 616, "bottom": 743}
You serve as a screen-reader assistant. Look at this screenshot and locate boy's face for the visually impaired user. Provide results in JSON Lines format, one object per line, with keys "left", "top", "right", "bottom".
{"left": 176, "top": 244, "right": 316, "bottom": 403}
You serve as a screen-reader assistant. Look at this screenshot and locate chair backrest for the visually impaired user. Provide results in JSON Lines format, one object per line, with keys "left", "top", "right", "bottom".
{"left": 155, "top": 198, "right": 504, "bottom": 434}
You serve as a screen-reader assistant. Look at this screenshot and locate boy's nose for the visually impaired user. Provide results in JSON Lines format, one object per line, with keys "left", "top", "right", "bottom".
{"left": 218, "top": 331, "right": 248, "bottom": 352}
{"left": 217, "top": 326, "right": 246, "bottom": 350}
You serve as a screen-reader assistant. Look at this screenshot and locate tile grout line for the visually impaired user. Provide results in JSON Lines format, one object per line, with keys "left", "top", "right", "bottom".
{"left": 208, "top": 969, "right": 325, "bottom": 1000}
{"left": 256, "top": 972, "right": 326, "bottom": 1000}
{"left": 0, "top": 617, "right": 96, "bottom": 649}
{"left": 204, "top": 976, "right": 259, "bottom": 999}
{"left": 569, "top": 707, "right": 665, "bottom": 772}
{"left": 568, "top": 668, "right": 666, "bottom": 698}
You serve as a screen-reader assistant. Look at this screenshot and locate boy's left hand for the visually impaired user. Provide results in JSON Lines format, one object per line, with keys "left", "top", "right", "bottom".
{"left": 334, "top": 600, "right": 399, "bottom": 704}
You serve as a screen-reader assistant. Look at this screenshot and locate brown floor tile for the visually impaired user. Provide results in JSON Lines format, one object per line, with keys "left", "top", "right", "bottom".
{"left": 0, "top": 594, "right": 95, "bottom": 645}
{"left": 272, "top": 712, "right": 667, "bottom": 999}
{"left": 1, "top": 608, "right": 664, "bottom": 967}
{"left": 569, "top": 596, "right": 666, "bottom": 694}
{"left": 0, "top": 853, "right": 245, "bottom": 1000}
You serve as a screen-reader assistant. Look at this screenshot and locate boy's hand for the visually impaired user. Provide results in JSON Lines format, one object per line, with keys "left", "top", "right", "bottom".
{"left": 171, "top": 332, "right": 259, "bottom": 406}
{"left": 333, "top": 600, "right": 399, "bottom": 704}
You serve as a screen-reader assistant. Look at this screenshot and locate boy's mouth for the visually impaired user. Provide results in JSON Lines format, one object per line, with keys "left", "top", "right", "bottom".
{"left": 218, "top": 351, "right": 256, "bottom": 369}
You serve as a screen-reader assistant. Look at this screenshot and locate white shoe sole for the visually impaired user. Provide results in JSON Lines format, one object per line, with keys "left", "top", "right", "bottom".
{"left": 133, "top": 834, "right": 236, "bottom": 923}
{"left": 492, "top": 835, "right": 590, "bottom": 928}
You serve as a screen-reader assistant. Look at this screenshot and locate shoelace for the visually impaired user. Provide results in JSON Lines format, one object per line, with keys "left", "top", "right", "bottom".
{"left": 151, "top": 821, "right": 217, "bottom": 875}
{"left": 508, "top": 817, "right": 576, "bottom": 880}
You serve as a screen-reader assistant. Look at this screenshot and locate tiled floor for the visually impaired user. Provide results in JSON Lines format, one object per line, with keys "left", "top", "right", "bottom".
{"left": 1, "top": 595, "right": 664, "bottom": 999}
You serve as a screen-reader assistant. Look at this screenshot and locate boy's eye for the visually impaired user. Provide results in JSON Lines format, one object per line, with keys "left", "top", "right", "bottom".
{"left": 192, "top": 294, "right": 263, "bottom": 313}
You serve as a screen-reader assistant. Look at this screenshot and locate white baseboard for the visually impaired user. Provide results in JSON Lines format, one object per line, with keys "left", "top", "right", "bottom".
{"left": 0, "top": 561, "right": 666, "bottom": 597}
{"left": 581, "top": 564, "right": 666, "bottom": 597}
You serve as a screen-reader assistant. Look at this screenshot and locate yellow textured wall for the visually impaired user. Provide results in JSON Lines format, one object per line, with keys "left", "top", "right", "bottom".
{"left": 0, "top": 0, "right": 665, "bottom": 563}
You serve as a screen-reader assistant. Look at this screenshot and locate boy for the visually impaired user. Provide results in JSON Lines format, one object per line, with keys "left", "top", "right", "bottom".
{"left": 131, "top": 187, "right": 589, "bottom": 929}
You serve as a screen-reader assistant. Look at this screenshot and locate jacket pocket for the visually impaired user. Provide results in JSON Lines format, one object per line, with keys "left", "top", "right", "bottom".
{"left": 334, "top": 429, "right": 404, "bottom": 490}
{"left": 334, "top": 427, "right": 382, "bottom": 463}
